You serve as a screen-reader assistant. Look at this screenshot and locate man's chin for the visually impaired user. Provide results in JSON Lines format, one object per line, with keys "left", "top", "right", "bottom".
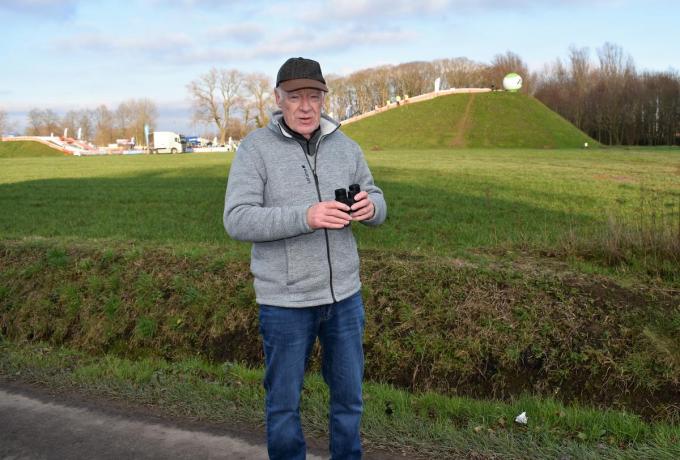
{"left": 295, "top": 123, "right": 318, "bottom": 135}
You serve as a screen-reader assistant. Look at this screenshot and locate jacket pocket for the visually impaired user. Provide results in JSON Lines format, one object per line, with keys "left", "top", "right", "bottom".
{"left": 285, "top": 232, "right": 325, "bottom": 294}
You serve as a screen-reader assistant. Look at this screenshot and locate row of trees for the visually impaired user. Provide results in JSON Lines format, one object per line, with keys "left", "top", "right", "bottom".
{"left": 184, "top": 52, "right": 531, "bottom": 139}
{"left": 5, "top": 99, "right": 158, "bottom": 147}
{"left": 325, "top": 52, "right": 529, "bottom": 119}
{"left": 322, "top": 44, "right": 679, "bottom": 145}
{"left": 184, "top": 54, "right": 529, "bottom": 142}
{"left": 533, "top": 43, "right": 680, "bottom": 145}
{"left": 6, "top": 43, "right": 677, "bottom": 146}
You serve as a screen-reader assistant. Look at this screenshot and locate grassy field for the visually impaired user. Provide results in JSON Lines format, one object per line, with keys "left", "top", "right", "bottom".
{"left": 342, "top": 92, "right": 597, "bottom": 150}
{"left": 1, "top": 148, "right": 680, "bottom": 457}
{"left": 1, "top": 149, "right": 678, "bottom": 261}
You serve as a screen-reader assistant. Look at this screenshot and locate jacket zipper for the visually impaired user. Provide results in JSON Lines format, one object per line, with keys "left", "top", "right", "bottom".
{"left": 304, "top": 138, "right": 337, "bottom": 304}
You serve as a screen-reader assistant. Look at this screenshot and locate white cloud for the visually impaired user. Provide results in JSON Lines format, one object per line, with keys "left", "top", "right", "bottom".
{"left": 57, "top": 31, "right": 194, "bottom": 56}
{"left": 177, "top": 25, "right": 416, "bottom": 64}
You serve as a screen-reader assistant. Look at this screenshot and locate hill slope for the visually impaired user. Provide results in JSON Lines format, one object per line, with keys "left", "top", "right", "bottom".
{"left": 341, "top": 92, "right": 596, "bottom": 150}
{"left": 0, "top": 141, "right": 66, "bottom": 158}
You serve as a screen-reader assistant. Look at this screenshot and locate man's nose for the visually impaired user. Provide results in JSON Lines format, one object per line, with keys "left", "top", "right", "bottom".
{"left": 299, "top": 96, "right": 312, "bottom": 110}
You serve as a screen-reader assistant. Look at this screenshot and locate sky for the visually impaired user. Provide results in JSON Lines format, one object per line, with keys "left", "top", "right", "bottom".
{"left": 1, "top": 0, "right": 679, "bottom": 135}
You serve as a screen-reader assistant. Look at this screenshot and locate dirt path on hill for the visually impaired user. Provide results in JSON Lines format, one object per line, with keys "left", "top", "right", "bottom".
{"left": 451, "top": 93, "right": 476, "bottom": 147}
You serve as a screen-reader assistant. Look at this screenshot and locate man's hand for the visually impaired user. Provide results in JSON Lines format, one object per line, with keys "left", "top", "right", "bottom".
{"left": 350, "top": 191, "right": 375, "bottom": 221}
{"left": 307, "top": 201, "right": 351, "bottom": 229}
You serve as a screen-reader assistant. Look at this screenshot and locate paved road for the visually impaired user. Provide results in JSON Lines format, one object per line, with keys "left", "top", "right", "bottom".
{"left": 0, "top": 383, "right": 327, "bottom": 460}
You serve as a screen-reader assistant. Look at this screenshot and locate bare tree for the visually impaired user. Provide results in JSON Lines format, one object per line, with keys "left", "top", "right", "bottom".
{"left": 93, "top": 104, "right": 115, "bottom": 146}
{"left": 115, "top": 101, "right": 134, "bottom": 140}
{"left": 327, "top": 74, "right": 353, "bottom": 120}
{"left": 26, "top": 109, "right": 42, "bottom": 135}
{"left": 188, "top": 68, "right": 244, "bottom": 144}
{"left": 244, "top": 72, "right": 273, "bottom": 128}
{"left": 434, "top": 57, "right": 487, "bottom": 90}
{"left": 78, "top": 110, "right": 95, "bottom": 141}
{"left": 25, "top": 108, "right": 60, "bottom": 136}
{"left": 112, "top": 99, "right": 157, "bottom": 144}
{"left": 485, "top": 51, "right": 529, "bottom": 92}
{"left": 567, "top": 46, "right": 592, "bottom": 130}
{"left": 61, "top": 110, "right": 80, "bottom": 138}
{"left": 129, "top": 98, "right": 157, "bottom": 145}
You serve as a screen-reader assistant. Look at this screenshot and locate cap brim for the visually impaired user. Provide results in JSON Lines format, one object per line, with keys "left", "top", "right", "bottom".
{"left": 278, "top": 78, "right": 328, "bottom": 92}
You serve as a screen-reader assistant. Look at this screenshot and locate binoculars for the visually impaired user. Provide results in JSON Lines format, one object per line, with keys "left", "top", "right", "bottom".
{"left": 335, "top": 184, "right": 360, "bottom": 213}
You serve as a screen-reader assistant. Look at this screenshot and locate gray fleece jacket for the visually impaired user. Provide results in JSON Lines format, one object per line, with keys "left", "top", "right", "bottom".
{"left": 224, "top": 111, "right": 387, "bottom": 308}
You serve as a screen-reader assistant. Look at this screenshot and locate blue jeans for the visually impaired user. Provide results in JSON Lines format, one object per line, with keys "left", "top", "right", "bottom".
{"left": 259, "top": 291, "right": 365, "bottom": 460}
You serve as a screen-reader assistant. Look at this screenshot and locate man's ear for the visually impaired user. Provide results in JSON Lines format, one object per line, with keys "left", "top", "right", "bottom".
{"left": 274, "top": 89, "right": 281, "bottom": 107}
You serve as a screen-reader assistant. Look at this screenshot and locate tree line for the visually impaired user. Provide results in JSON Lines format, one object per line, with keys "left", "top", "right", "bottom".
{"left": 13, "top": 99, "right": 159, "bottom": 147}
{"left": 323, "top": 43, "right": 679, "bottom": 146}
{"left": 5, "top": 43, "right": 677, "bottom": 146}
{"left": 325, "top": 52, "right": 529, "bottom": 120}
{"left": 534, "top": 43, "right": 680, "bottom": 146}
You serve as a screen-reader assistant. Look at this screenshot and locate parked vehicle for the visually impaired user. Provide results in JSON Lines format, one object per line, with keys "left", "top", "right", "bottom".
{"left": 149, "top": 131, "right": 185, "bottom": 154}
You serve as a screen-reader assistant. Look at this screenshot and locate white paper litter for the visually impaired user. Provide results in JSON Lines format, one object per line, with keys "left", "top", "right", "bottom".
{"left": 515, "top": 411, "right": 528, "bottom": 425}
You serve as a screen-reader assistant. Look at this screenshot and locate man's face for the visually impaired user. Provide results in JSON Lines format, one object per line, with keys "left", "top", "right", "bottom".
{"left": 275, "top": 87, "right": 324, "bottom": 139}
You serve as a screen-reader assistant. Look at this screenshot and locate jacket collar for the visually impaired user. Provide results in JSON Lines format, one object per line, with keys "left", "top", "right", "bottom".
{"left": 268, "top": 110, "right": 340, "bottom": 139}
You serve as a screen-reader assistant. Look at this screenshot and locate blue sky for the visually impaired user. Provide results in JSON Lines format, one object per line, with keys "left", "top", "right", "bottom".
{"left": 1, "top": 0, "right": 678, "bottom": 134}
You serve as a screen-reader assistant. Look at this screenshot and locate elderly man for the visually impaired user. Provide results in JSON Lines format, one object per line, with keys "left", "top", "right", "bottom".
{"left": 224, "top": 57, "right": 387, "bottom": 460}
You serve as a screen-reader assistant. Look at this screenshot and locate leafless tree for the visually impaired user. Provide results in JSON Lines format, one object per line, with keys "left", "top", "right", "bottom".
{"left": 244, "top": 72, "right": 273, "bottom": 128}
{"left": 188, "top": 68, "right": 244, "bottom": 144}
{"left": 61, "top": 110, "right": 80, "bottom": 139}
{"left": 115, "top": 101, "right": 134, "bottom": 140}
{"left": 434, "top": 57, "right": 487, "bottom": 89}
{"left": 112, "top": 99, "right": 157, "bottom": 144}
{"left": 93, "top": 104, "right": 115, "bottom": 146}
{"left": 25, "top": 108, "right": 60, "bottom": 136}
{"left": 533, "top": 42, "right": 680, "bottom": 145}
{"left": 485, "top": 51, "right": 529, "bottom": 92}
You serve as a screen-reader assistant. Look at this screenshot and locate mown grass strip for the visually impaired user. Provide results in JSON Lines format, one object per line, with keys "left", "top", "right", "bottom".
{"left": 1, "top": 342, "right": 679, "bottom": 459}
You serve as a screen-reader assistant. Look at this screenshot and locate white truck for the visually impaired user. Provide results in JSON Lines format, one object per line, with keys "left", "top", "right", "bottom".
{"left": 149, "top": 131, "right": 185, "bottom": 154}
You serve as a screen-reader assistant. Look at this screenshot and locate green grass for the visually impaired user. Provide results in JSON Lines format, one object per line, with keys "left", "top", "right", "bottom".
{"left": 0, "top": 140, "right": 66, "bottom": 158}
{"left": 1, "top": 149, "right": 679, "bottom": 457}
{"left": 3, "top": 342, "right": 680, "bottom": 459}
{"left": 341, "top": 92, "right": 596, "bottom": 149}
{"left": 1, "top": 150, "right": 677, "bottom": 260}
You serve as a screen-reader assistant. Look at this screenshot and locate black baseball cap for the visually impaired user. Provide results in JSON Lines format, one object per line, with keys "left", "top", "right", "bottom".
{"left": 276, "top": 57, "right": 329, "bottom": 92}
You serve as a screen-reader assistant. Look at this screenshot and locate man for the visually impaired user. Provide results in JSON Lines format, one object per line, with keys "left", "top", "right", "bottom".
{"left": 224, "top": 57, "right": 387, "bottom": 460}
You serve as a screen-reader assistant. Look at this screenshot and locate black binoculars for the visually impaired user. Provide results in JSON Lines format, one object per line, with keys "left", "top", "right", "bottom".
{"left": 335, "top": 184, "right": 361, "bottom": 213}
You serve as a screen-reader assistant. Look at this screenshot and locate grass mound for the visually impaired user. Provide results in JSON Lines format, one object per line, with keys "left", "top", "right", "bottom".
{"left": 341, "top": 92, "right": 596, "bottom": 150}
{"left": 0, "top": 140, "right": 65, "bottom": 158}
{"left": 2, "top": 239, "right": 678, "bottom": 421}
